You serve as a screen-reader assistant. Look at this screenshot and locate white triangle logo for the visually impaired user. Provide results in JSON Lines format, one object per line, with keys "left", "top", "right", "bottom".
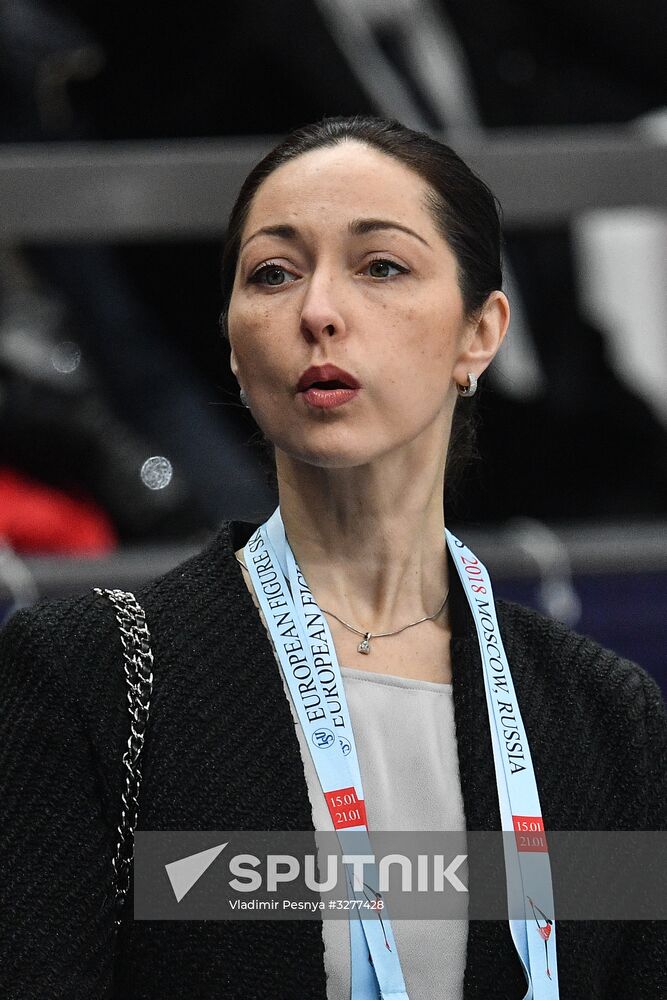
{"left": 165, "top": 842, "right": 228, "bottom": 902}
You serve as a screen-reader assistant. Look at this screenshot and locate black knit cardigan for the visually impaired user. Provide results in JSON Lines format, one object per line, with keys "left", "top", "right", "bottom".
{"left": 1, "top": 521, "right": 665, "bottom": 1000}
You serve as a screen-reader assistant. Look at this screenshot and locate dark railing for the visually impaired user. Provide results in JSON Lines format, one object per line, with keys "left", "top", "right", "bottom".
{"left": 1, "top": 126, "right": 665, "bottom": 240}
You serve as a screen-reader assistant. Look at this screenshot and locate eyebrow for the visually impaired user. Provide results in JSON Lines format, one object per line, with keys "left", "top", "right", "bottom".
{"left": 240, "top": 217, "right": 431, "bottom": 253}
{"left": 348, "top": 217, "right": 431, "bottom": 247}
{"left": 240, "top": 224, "right": 297, "bottom": 253}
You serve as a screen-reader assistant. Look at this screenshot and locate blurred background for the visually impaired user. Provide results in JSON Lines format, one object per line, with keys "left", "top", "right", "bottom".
{"left": 0, "top": 0, "right": 665, "bottom": 693}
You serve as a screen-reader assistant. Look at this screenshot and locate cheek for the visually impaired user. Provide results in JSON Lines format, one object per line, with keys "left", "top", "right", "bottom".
{"left": 382, "top": 302, "right": 455, "bottom": 387}
{"left": 228, "top": 300, "right": 277, "bottom": 377}
{"left": 380, "top": 313, "right": 458, "bottom": 431}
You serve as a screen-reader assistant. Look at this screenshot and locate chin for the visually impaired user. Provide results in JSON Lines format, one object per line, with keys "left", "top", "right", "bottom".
{"left": 265, "top": 409, "right": 433, "bottom": 472}
{"left": 272, "top": 426, "right": 383, "bottom": 471}
{"left": 279, "top": 442, "right": 374, "bottom": 470}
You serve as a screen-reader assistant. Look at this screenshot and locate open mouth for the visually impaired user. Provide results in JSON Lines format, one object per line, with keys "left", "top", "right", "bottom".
{"left": 297, "top": 364, "right": 360, "bottom": 393}
{"left": 307, "top": 379, "right": 351, "bottom": 390}
{"left": 297, "top": 365, "right": 360, "bottom": 409}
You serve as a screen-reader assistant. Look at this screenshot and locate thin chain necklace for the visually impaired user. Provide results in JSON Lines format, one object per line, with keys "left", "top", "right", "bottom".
{"left": 235, "top": 554, "right": 449, "bottom": 655}
{"left": 321, "top": 591, "right": 450, "bottom": 654}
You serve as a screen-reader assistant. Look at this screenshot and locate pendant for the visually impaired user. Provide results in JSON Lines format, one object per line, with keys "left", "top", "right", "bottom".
{"left": 357, "top": 632, "right": 372, "bottom": 655}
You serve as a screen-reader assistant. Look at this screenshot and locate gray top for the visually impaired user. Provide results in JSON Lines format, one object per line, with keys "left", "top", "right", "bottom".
{"left": 279, "top": 664, "right": 468, "bottom": 1000}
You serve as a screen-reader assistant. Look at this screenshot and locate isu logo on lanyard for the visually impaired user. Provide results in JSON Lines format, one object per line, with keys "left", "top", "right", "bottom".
{"left": 244, "top": 508, "right": 559, "bottom": 1000}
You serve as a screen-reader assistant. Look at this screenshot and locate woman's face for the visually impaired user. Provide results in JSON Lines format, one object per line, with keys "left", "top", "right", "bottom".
{"left": 228, "top": 141, "right": 488, "bottom": 469}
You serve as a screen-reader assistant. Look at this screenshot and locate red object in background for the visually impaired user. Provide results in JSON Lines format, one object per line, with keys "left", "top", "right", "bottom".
{"left": 0, "top": 469, "right": 117, "bottom": 554}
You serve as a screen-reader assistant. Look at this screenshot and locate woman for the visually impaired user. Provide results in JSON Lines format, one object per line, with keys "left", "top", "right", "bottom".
{"left": 1, "top": 116, "right": 665, "bottom": 1000}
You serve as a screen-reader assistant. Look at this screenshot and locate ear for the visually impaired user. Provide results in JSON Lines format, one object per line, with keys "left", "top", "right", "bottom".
{"left": 229, "top": 344, "right": 240, "bottom": 381}
{"left": 452, "top": 290, "right": 510, "bottom": 388}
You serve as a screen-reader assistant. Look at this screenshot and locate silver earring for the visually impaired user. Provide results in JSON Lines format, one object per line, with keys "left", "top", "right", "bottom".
{"left": 456, "top": 372, "right": 477, "bottom": 398}
{"left": 239, "top": 387, "right": 249, "bottom": 407}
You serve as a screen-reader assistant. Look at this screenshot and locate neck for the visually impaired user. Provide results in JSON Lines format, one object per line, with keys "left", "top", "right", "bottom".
{"left": 275, "top": 440, "right": 450, "bottom": 632}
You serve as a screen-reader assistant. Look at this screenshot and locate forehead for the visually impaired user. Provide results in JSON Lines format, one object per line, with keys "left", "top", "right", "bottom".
{"left": 242, "top": 141, "right": 438, "bottom": 237}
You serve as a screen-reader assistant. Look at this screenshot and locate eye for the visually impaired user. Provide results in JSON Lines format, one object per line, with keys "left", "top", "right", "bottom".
{"left": 248, "top": 263, "right": 299, "bottom": 287}
{"left": 365, "top": 258, "right": 409, "bottom": 279}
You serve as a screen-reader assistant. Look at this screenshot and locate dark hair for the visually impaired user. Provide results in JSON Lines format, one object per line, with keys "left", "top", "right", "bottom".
{"left": 219, "top": 115, "right": 504, "bottom": 511}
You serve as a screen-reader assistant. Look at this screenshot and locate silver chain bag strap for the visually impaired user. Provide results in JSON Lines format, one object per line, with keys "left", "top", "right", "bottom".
{"left": 93, "top": 588, "right": 154, "bottom": 928}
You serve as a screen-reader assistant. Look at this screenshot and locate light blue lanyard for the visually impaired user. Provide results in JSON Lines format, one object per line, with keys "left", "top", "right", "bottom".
{"left": 247, "top": 511, "right": 408, "bottom": 999}
{"left": 447, "top": 529, "right": 559, "bottom": 999}
{"left": 244, "top": 509, "right": 559, "bottom": 999}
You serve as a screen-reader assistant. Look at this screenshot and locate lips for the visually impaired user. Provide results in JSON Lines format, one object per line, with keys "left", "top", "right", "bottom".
{"left": 297, "top": 364, "right": 360, "bottom": 392}
{"left": 297, "top": 364, "right": 361, "bottom": 410}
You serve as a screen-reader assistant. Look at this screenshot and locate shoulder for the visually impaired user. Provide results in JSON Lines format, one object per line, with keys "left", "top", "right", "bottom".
{"left": 0, "top": 590, "right": 125, "bottom": 828}
{"left": 0, "top": 589, "right": 120, "bottom": 706}
{"left": 495, "top": 595, "right": 662, "bottom": 710}
{"left": 495, "top": 597, "right": 666, "bottom": 829}
{"left": 0, "top": 521, "right": 252, "bottom": 721}
{"left": 0, "top": 522, "right": 241, "bottom": 659}
{"left": 0, "top": 524, "right": 247, "bottom": 814}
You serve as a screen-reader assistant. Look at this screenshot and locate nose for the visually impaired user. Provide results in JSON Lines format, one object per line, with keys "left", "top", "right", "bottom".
{"left": 299, "top": 270, "right": 347, "bottom": 345}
